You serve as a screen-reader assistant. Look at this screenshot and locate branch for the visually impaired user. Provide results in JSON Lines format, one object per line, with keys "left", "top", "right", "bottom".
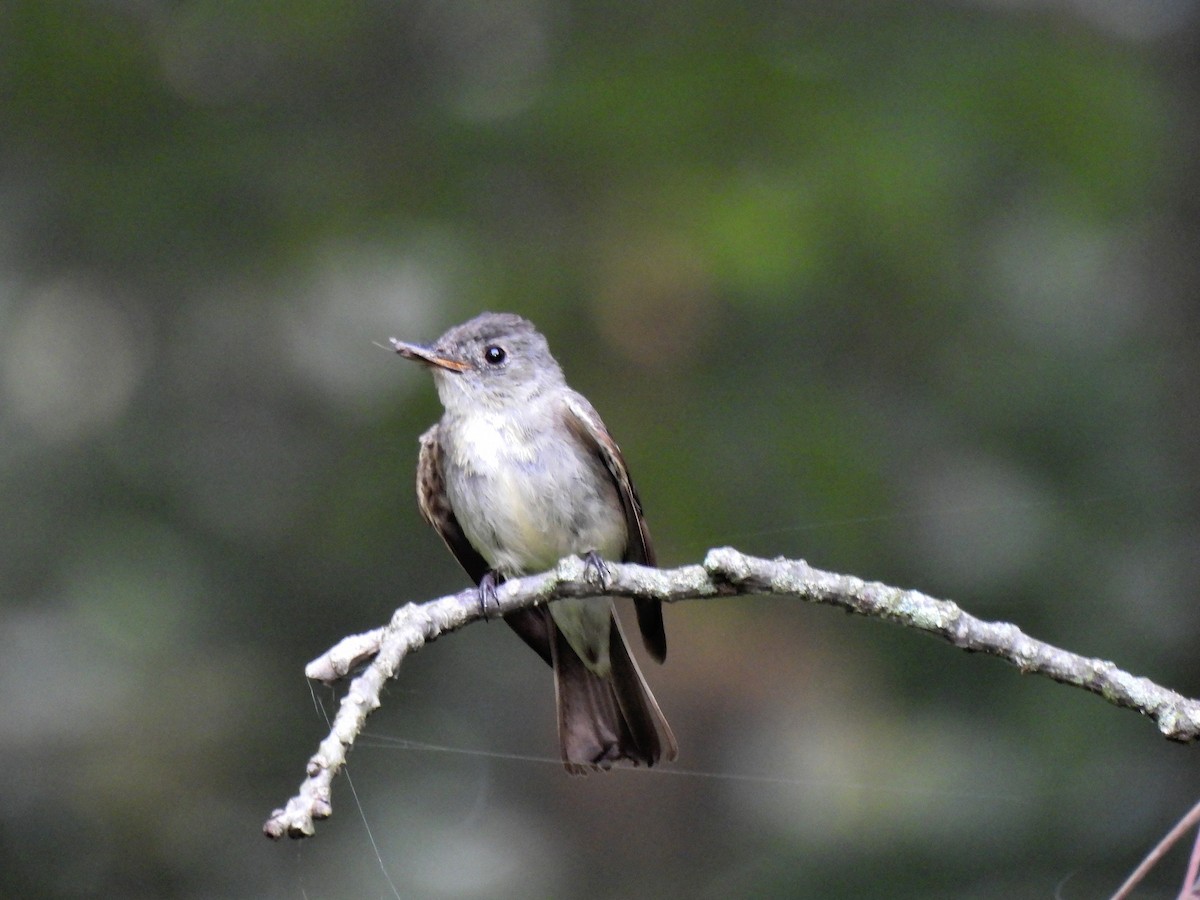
{"left": 1109, "top": 796, "right": 1200, "bottom": 899}
{"left": 263, "top": 547, "right": 1200, "bottom": 839}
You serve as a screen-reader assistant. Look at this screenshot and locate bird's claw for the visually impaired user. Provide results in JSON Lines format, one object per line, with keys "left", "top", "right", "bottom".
{"left": 477, "top": 570, "right": 502, "bottom": 619}
{"left": 582, "top": 551, "right": 612, "bottom": 589}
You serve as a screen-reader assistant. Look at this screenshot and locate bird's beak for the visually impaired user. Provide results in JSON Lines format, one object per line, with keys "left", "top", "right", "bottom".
{"left": 388, "top": 338, "right": 470, "bottom": 373}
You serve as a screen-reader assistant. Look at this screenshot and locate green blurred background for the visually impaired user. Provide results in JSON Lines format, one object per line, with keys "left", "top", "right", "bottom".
{"left": 3, "top": 1, "right": 1199, "bottom": 897}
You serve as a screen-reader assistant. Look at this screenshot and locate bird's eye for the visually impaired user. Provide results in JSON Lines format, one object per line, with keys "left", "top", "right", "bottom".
{"left": 484, "top": 345, "right": 506, "bottom": 365}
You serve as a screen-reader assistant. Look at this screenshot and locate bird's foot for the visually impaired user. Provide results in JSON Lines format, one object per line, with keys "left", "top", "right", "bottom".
{"left": 582, "top": 551, "right": 612, "bottom": 589}
{"left": 477, "top": 570, "right": 503, "bottom": 619}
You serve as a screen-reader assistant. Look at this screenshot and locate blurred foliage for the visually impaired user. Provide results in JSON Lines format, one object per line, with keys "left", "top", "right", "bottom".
{"left": 2, "top": 1, "right": 1199, "bottom": 898}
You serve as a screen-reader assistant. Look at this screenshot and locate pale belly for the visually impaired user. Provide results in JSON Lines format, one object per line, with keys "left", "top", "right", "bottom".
{"left": 443, "top": 410, "right": 628, "bottom": 673}
{"left": 442, "top": 412, "right": 627, "bottom": 577}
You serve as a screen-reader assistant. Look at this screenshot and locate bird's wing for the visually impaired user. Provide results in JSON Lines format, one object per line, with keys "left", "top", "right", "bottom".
{"left": 561, "top": 394, "right": 666, "bottom": 663}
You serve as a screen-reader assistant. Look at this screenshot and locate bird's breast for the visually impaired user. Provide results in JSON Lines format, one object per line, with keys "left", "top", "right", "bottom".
{"left": 442, "top": 411, "right": 625, "bottom": 575}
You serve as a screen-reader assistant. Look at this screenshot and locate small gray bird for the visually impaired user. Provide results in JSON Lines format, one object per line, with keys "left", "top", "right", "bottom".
{"left": 390, "top": 312, "right": 677, "bottom": 773}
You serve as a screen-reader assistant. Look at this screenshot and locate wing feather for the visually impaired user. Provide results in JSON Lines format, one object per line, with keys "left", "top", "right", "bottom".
{"left": 561, "top": 395, "right": 667, "bottom": 663}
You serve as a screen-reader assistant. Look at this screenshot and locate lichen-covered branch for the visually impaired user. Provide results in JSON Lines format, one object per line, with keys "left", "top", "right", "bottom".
{"left": 263, "top": 548, "right": 1200, "bottom": 839}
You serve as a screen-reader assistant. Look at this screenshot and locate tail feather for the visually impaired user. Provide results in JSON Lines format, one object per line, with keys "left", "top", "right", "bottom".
{"left": 549, "top": 606, "right": 677, "bottom": 774}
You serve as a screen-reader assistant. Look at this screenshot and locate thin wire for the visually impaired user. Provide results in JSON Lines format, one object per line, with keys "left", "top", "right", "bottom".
{"left": 360, "top": 732, "right": 1030, "bottom": 804}
{"left": 309, "top": 684, "right": 403, "bottom": 900}
{"left": 726, "top": 479, "right": 1196, "bottom": 544}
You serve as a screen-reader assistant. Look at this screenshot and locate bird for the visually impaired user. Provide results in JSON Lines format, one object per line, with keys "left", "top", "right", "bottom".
{"left": 390, "top": 311, "right": 677, "bottom": 773}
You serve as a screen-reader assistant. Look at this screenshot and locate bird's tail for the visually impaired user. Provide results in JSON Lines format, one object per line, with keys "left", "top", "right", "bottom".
{"left": 549, "top": 605, "right": 678, "bottom": 774}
